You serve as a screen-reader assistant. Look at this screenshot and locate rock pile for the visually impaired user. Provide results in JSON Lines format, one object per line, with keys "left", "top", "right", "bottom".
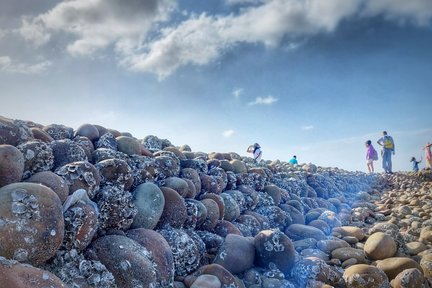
{"left": 0, "top": 115, "right": 431, "bottom": 287}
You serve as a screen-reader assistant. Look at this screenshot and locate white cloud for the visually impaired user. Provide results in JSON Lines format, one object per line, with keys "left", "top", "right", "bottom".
{"left": 363, "top": 0, "right": 432, "bottom": 26}
{"left": 232, "top": 87, "right": 244, "bottom": 98}
{"left": 301, "top": 125, "right": 314, "bottom": 131}
{"left": 225, "top": 0, "right": 263, "bottom": 5}
{"left": 19, "top": 0, "right": 176, "bottom": 56}
{"left": 0, "top": 56, "right": 51, "bottom": 74}
{"left": 223, "top": 129, "right": 235, "bottom": 138}
{"left": 16, "top": 0, "right": 432, "bottom": 78}
{"left": 248, "top": 95, "right": 278, "bottom": 106}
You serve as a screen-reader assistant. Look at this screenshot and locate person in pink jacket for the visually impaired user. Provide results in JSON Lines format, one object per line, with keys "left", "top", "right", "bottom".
{"left": 365, "top": 140, "right": 378, "bottom": 173}
{"left": 423, "top": 142, "right": 432, "bottom": 169}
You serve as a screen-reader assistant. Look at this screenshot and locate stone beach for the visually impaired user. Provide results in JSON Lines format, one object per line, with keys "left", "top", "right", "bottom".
{"left": 0, "top": 115, "right": 432, "bottom": 288}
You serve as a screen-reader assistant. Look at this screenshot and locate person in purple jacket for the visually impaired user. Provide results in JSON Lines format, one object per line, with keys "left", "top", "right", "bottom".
{"left": 365, "top": 140, "right": 378, "bottom": 173}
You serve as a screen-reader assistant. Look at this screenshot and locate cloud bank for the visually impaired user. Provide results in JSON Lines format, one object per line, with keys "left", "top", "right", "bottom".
{"left": 17, "top": 0, "right": 432, "bottom": 77}
{"left": 0, "top": 56, "right": 51, "bottom": 74}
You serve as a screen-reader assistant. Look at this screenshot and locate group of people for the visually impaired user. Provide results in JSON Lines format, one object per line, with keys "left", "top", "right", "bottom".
{"left": 247, "top": 143, "right": 298, "bottom": 165}
{"left": 365, "top": 131, "right": 432, "bottom": 173}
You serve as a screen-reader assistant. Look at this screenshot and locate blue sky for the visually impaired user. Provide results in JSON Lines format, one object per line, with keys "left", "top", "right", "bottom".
{"left": 1, "top": 0, "right": 431, "bottom": 172}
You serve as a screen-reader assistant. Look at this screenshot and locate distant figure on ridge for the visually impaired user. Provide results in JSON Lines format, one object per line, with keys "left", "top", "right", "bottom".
{"left": 289, "top": 155, "right": 298, "bottom": 165}
{"left": 410, "top": 157, "right": 422, "bottom": 172}
{"left": 377, "top": 131, "right": 395, "bottom": 173}
{"left": 247, "top": 143, "right": 262, "bottom": 163}
{"left": 423, "top": 142, "right": 432, "bottom": 169}
{"left": 365, "top": 140, "right": 378, "bottom": 173}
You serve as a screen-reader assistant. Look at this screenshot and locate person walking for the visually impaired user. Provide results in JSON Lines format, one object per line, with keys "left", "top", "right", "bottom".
{"left": 377, "top": 131, "right": 395, "bottom": 173}
{"left": 365, "top": 140, "right": 378, "bottom": 173}
{"left": 423, "top": 142, "right": 432, "bottom": 169}
{"left": 247, "top": 143, "right": 262, "bottom": 163}
{"left": 289, "top": 155, "right": 298, "bottom": 165}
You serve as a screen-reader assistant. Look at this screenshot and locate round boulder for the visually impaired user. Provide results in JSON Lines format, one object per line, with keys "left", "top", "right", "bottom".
{"left": 213, "top": 234, "right": 255, "bottom": 274}
{"left": 364, "top": 232, "right": 397, "bottom": 260}
{"left": 0, "top": 145, "right": 24, "bottom": 188}
{"left": 0, "top": 183, "right": 64, "bottom": 265}
{"left": 131, "top": 183, "right": 165, "bottom": 230}
{"left": 254, "top": 229, "right": 296, "bottom": 275}
{"left": 343, "top": 264, "right": 389, "bottom": 288}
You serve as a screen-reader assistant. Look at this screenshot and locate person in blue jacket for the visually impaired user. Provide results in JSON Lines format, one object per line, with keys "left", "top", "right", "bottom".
{"left": 289, "top": 155, "right": 298, "bottom": 165}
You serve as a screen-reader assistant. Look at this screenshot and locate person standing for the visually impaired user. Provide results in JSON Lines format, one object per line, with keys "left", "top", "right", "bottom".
{"left": 377, "top": 131, "right": 395, "bottom": 173}
{"left": 423, "top": 142, "right": 432, "bottom": 169}
{"left": 289, "top": 155, "right": 298, "bottom": 165}
{"left": 247, "top": 143, "right": 262, "bottom": 163}
{"left": 365, "top": 140, "right": 378, "bottom": 173}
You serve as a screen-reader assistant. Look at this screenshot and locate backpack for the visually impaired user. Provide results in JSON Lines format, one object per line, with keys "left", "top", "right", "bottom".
{"left": 371, "top": 149, "right": 378, "bottom": 161}
{"left": 384, "top": 136, "right": 393, "bottom": 149}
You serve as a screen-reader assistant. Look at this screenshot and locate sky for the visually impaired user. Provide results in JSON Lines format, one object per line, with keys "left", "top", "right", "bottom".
{"left": 0, "top": 0, "right": 432, "bottom": 172}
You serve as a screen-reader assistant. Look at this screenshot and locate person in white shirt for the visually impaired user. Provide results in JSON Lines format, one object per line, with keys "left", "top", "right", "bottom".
{"left": 247, "top": 143, "right": 262, "bottom": 163}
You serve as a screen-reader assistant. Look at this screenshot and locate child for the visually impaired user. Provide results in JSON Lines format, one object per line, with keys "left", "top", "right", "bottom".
{"left": 410, "top": 157, "right": 421, "bottom": 172}
{"left": 247, "top": 143, "right": 262, "bottom": 163}
{"left": 365, "top": 140, "right": 378, "bottom": 173}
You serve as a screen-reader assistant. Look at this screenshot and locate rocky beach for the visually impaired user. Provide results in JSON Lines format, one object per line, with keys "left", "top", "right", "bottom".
{"left": 0, "top": 115, "right": 431, "bottom": 288}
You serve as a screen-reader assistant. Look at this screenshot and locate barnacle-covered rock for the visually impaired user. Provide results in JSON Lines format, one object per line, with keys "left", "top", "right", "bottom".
{"left": 86, "top": 235, "right": 157, "bottom": 287}
{"left": 184, "top": 199, "right": 207, "bottom": 229}
{"left": 17, "top": 140, "right": 54, "bottom": 179}
{"left": 0, "top": 182, "right": 64, "bottom": 265}
{"left": 73, "top": 135, "right": 95, "bottom": 162}
{"left": 256, "top": 205, "right": 291, "bottom": 230}
{"left": 126, "top": 228, "right": 175, "bottom": 287}
{"left": 43, "top": 124, "right": 73, "bottom": 140}
{"left": 63, "top": 202, "right": 98, "bottom": 252}
{"left": 51, "top": 139, "right": 88, "bottom": 169}
{"left": 131, "top": 182, "right": 165, "bottom": 230}
{"left": 291, "top": 257, "right": 344, "bottom": 287}
{"left": 95, "top": 132, "right": 117, "bottom": 150}
{"left": 141, "top": 135, "right": 172, "bottom": 152}
{"left": 26, "top": 171, "right": 69, "bottom": 203}
{"left": 254, "top": 229, "right": 296, "bottom": 275}
{"left": 74, "top": 124, "right": 100, "bottom": 142}
{"left": 343, "top": 264, "right": 389, "bottom": 288}
{"left": 42, "top": 249, "right": 115, "bottom": 288}
{"left": 208, "top": 167, "right": 228, "bottom": 193}
{"left": 280, "top": 204, "right": 305, "bottom": 225}
{"left": 231, "top": 159, "right": 247, "bottom": 174}
{"left": 0, "top": 117, "right": 33, "bottom": 146}
{"left": 154, "top": 155, "right": 180, "bottom": 180}
{"left": 196, "top": 230, "right": 224, "bottom": 255}
{"left": 0, "top": 144, "right": 24, "bottom": 187}
{"left": 0, "top": 256, "right": 67, "bottom": 288}
{"left": 392, "top": 268, "right": 424, "bottom": 288}
{"left": 236, "top": 214, "right": 262, "bottom": 236}
{"left": 156, "top": 187, "right": 187, "bottom": 229}
{"left": 96, "top": 158, "right": 133, "bottom": 191}
{"left": 56, "top": 161, "right": 100, "bottom": 199}
{"left": 213, "top": 220, "right": 242, "bottom": 237}
{"left": 213, "top": 234, "right": 255, "bottom": 274}
{"left": 92, "top": 148, "right": 130, "bottom": 164}
{"left": 128, "top": 155, "right": 156, "bottom": 189}
{"left": 158, "top": 226, "right": 203, "bottom": 277}
{"left": 95, "top": 184, "right": 137, "bottom": 231}
{"left": 180, "top": 168, "right": 201, "bottom": 195}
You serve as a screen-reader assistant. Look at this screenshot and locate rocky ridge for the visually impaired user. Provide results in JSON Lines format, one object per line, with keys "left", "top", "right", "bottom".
{"left": 0, "top": 115, "right": 431, "bottom": 287}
